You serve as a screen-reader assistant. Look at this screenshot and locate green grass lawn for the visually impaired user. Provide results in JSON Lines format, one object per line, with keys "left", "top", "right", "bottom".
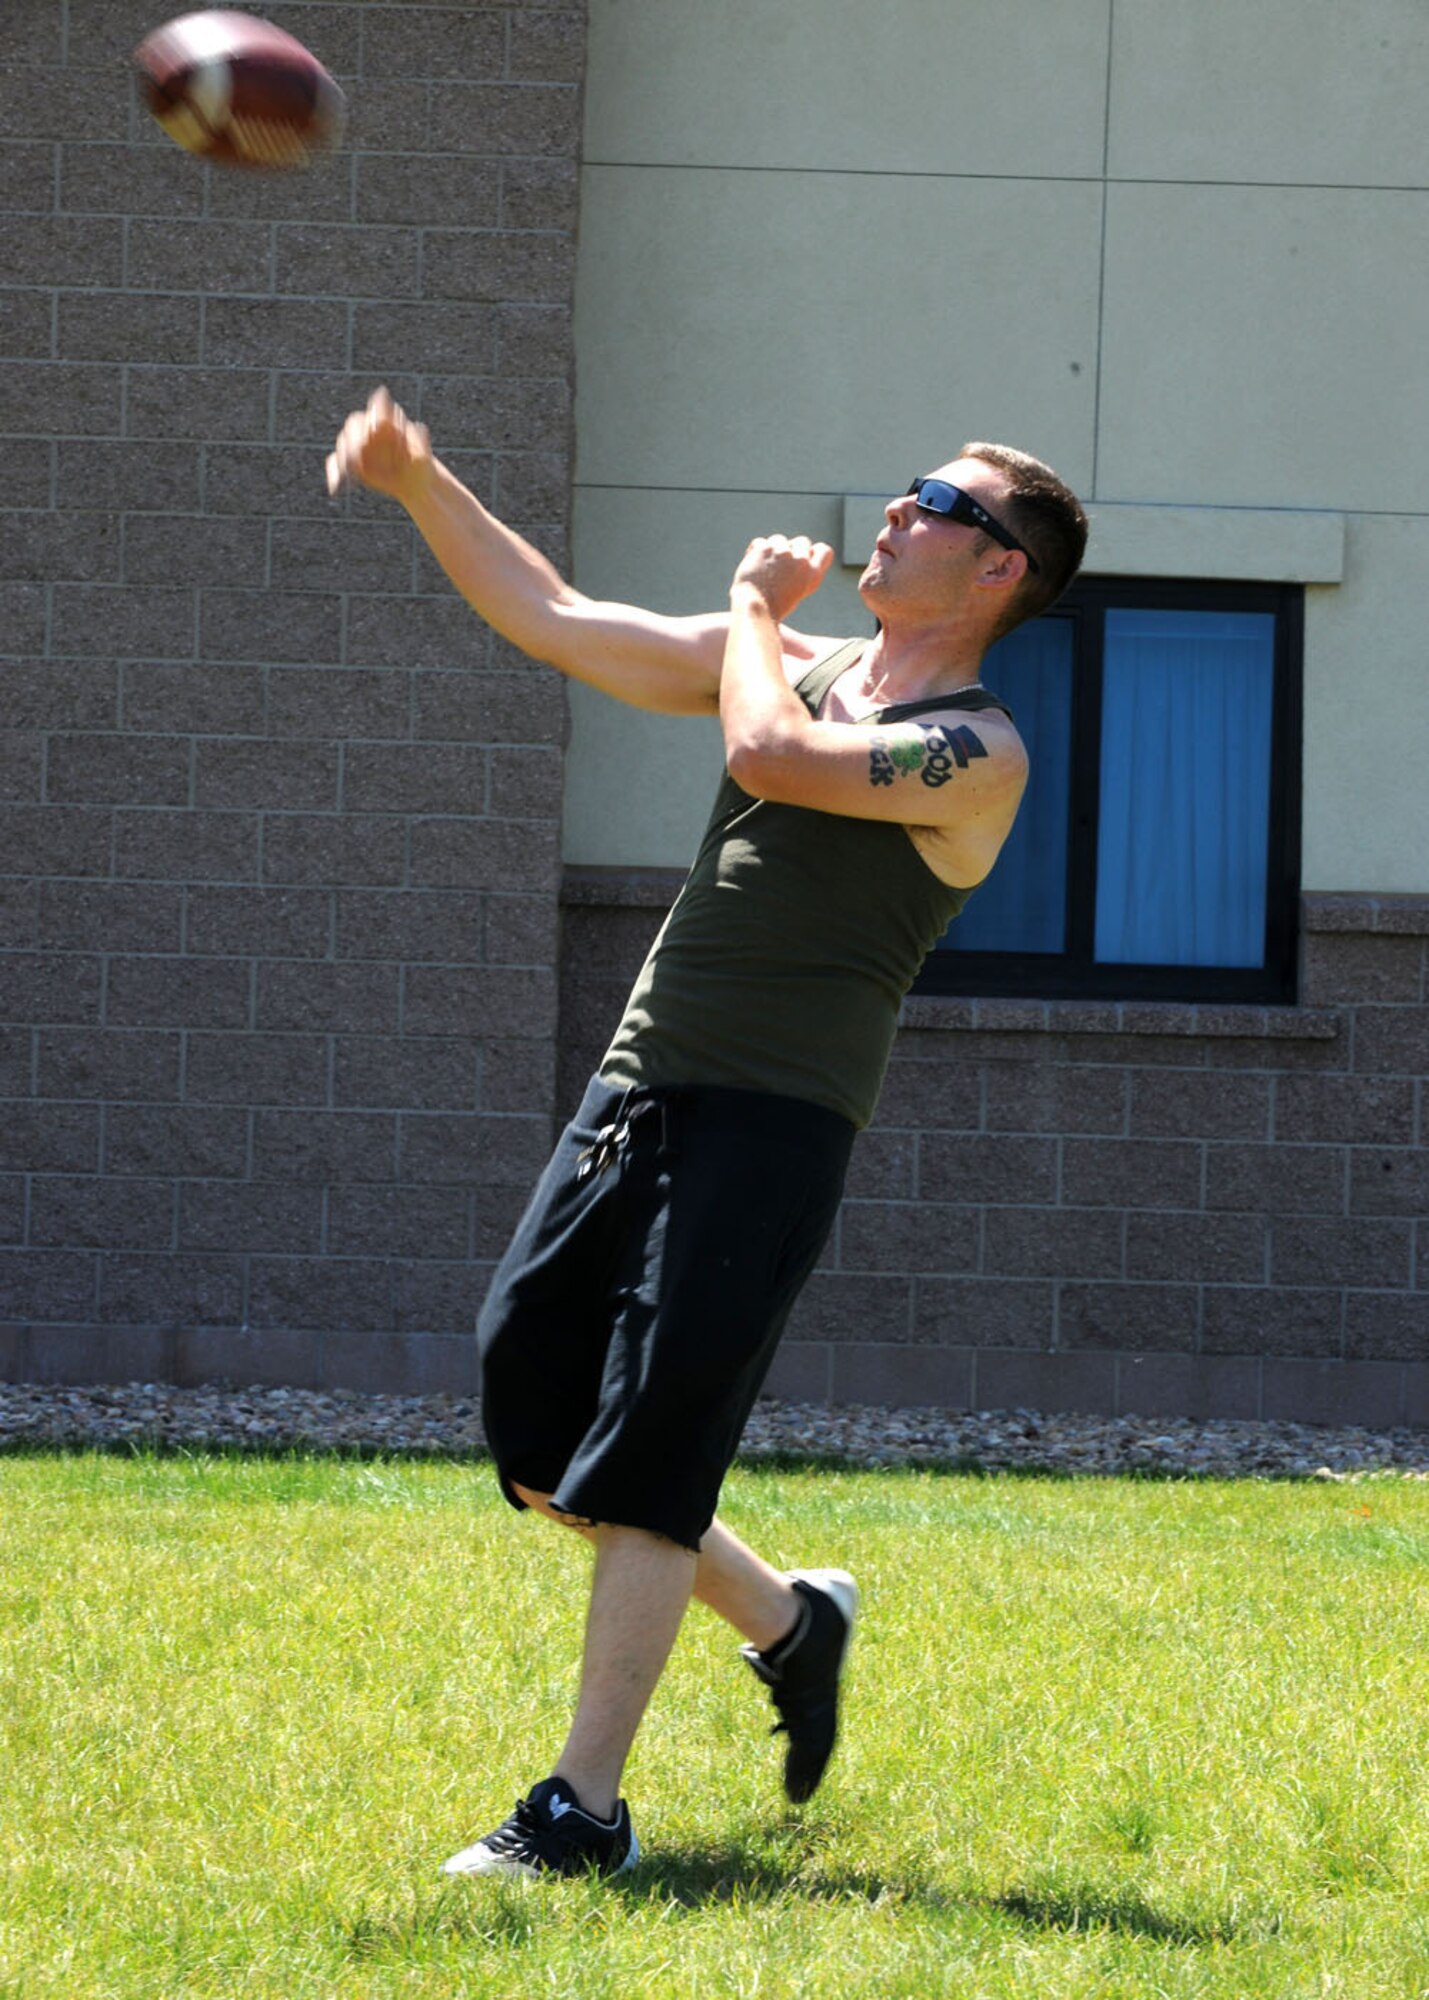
{"left": 2, "top": 1451, "right": 1427, "bottom": 1999}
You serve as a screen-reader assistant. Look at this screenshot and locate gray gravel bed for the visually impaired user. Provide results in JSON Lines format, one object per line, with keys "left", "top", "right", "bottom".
{"left": 1, "top": 1381, "right": 1426, "bottom": 1480}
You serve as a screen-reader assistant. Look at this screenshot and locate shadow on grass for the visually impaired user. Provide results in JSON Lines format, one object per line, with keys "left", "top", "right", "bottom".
{"left": 343, "top": 1859, "right": 1269, "bottom": 1961}
{"left": 982, "top": 1880, "right": 1275, "bottom": 1947}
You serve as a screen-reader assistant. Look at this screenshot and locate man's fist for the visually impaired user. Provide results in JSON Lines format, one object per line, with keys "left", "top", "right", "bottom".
{"left": 326, "top": 386, "right": 433, "bottom": 502}
{"left": 731, "top": 534, "right": 835, "bottom": 622}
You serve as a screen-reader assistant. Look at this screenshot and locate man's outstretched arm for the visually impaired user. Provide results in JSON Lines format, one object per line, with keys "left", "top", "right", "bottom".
{"left": 327, "top": 386, "right": 729, "bottom": 716}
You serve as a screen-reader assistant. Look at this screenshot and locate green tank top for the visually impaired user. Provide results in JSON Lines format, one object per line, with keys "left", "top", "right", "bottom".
{"left": 598, "top": 640, "right": 1013, "bottom": 1128}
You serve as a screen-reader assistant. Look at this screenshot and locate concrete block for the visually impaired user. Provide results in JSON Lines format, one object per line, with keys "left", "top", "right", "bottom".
{"left": 1061, "top": 1138, "right": 1203, "bottom": 1210}
{"left": 195, "top": 742, "right": 339, "bottom": 812}
{"left": 838, "top": 1201, "right": 978, "bottom": 1277}
{"left": 38, "top": 881, "right": 180, "bottom": 954}
{"left": 36, "top": 1029, "right": 180, "bottom": 1103}
{"left": 52, "top": 582, "right": 194, "bottom": 658}
{"left": 392, "top": 1260, "right": 485, "bottom": 1335}
{"left": 1201, "top": 1286, "right": 1343, "bottom": 1358}
{"left": 500, "top": 157, "right": 580, "bottom": 231}
{"left": 251, "top": 1109, "right": 397, "bottom": 1183}
{"left": 1275, "top": 1075, "right": 1415, "bottom": 1146}
{"left": 269, "top": 523, "right": 413, "bottom": 598}
{"left": 273, "top": 224, "right": 421, "bottom": 299}
{"left": 124, "top": 366, "right": 271, "bottom": 441}
{"left": 984, "top": 1208, "right": 1124, "bottom": 1280}
{"left": 248, "top": 1256, "right": 394, "bottom": 1333}
{"left": 986, "top": 1062, "right": 1128, "bottom": 1135}
{"left": 353, "top": 300, "right": 501, "bottom": 376}
{"left": 57, "top": 291, "right": 200, "bottom": 362}
{"left": 328, "top": 1186, "right": 471, "bottom": 1260}
{"left": 334, "top": 1036, "right": 480, "bottom": 1112}
{"left": 55, "top": 440, "right": 200, "bottom": 513}
{"left": 261, "top": 814, "right": 407, "bottom": 887}
{"left": 356, "top": 153, "right": 500, "bottom": 228}
{"left": 121, "top": 663, "right": 264, "bottom": 736}
{"left": 114, "top": 809, "right": 258, "bottom": 882}
{"left": 0, "top": 1250, "right": 98, "bottom": 1322}
{"left": 344, "top": 592, "right": 490, "bottom": 670}
{"left": 202, "top": 297, "right": 349, "bottom": 369}
{"left": 402, "top": 965, "right": 556, "bottom": 1038}
{"left": 200, "top": 592, "right": 341, "bottom": 666}
{"left": 400, "top": 1110, "right": 551, "bottom": 1186}
{"left": 184, "top": 1031, "right": 329, "bottom": 1106}
{"left": 1060, "top": 1283, "right": 1199, "bottom": 1354}
{"left": 1114, "top": 1352, "right": 1261, "bottom": 1422}
{"left": 973, "top": 1349, "right": 1118, "bottom": 1419}
{"left": 105, "top": 957, "right": 251, "bottom": 1031}
{"left": 99, "top": 1252, "right": 243, "bottom": 1327}
{"left": 104, "top": 1104, "right": 248, "bottom": 1179}
{"left": 1125, "top": 1211, "right": 1268, "bottom": 1284}
{"left": 187, "top": 887, "right": 332, "bottom": 960}
{"left": 360, "top": 7, "right": 506, "bottom": 79}
{"left": 0, "top": 1104, "right": 100, "bottom": 1175}
{"left": 1270, "top": 1217, "right": 1414, "bottom": 1291}
{"left": 423, "top": 229, "right": 576, "bottom": 306}
{"left": 256, "top": 961, "right": 401, "bottom": 1034}
{"left": 830, "top": 1342, "right": 973, "bottom": 1413}
{"left": 1205, "top": 1143, "right": 1347, "bottom": 1216}
{"left": 0, "top": 953, "right": 103, "bottom": 1026}
{"left": 1131, "top": 1070, "right": 1272, "bottom": 1142}
{"left": 1344, "top": 1293, "right": 1429, "bottom": 1364}
{"left": 179, "top": 1183, "right": 324, "bottom": 1255}
{"left": 1261, "top": 1358, "right": 1406, "bottom": 1430}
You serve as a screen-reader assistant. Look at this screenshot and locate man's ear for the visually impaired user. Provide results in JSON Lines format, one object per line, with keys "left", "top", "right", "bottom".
{"left": 974, "top": 547, "right": 1028, "bottom": 593}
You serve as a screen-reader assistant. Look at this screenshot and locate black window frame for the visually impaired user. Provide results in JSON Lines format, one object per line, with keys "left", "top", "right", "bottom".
{"left": 914, "top": 574, "right": 1304, "bottom": 1005}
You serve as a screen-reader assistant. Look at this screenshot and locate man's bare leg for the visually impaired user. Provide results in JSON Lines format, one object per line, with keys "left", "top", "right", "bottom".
{"left": 512, "top": 1484, "right": 802, "bottom": 1652}
{"left": 548, "top": 1524, "right": 696, "bottom": 1821}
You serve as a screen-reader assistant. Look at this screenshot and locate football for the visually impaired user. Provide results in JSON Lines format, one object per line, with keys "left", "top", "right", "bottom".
{"left": 133, "top": 10, "right": 346, "bottom": 169}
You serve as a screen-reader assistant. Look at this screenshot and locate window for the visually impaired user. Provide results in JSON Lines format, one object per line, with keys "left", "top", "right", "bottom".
{"left": 917, "top": 577, "right": 1303, "bottom": 1004}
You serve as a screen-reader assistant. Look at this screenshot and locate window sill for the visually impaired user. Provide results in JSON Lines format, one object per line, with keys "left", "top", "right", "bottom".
{"left": 898, "top": 995, "right": 1342, "bottom": 1041}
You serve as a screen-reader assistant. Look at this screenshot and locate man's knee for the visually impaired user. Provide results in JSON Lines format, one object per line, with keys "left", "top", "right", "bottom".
{"left": 513, "top": 1483, "right": 595, "bottom": 1537}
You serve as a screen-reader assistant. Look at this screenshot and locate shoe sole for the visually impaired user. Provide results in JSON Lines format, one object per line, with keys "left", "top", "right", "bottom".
{"left": 441, "top": 1830, "right": 641, "bottom": 1881}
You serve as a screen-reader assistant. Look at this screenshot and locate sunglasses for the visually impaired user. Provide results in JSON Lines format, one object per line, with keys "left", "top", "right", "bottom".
{"left": 906, "top": 477, "right": 1040, "bottom": 574}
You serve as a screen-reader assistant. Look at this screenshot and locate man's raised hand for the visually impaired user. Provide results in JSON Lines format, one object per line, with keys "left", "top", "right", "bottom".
{"left": 730, "top": 535, "right": 835, "bottom": 623}
{"left": 326, "top": 385, "right": 433, "bottom": 502}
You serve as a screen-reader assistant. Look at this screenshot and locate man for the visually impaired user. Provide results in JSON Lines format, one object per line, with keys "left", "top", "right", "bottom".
{"left": 327, "top": 392, "right": 1087, "bottom": 1878}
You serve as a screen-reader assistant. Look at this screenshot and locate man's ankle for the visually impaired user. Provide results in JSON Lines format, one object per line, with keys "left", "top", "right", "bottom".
{"left": 549, "top": 1769, "right": 619, "bottom": 1825}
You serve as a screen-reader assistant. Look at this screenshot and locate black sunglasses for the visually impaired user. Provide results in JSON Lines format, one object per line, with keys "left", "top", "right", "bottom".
{"left": 906, "top": 477, "right": 1040, "bottom": 575}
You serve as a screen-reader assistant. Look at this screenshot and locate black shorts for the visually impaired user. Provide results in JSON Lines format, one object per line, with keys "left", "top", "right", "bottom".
{"left": 476, "top": 1075, "right": 855, "bottom": 1551}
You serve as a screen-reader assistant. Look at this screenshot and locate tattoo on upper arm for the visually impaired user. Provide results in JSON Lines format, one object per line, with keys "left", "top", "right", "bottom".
{"left": 869, "top": 721, "right": 988, "bottom": 789}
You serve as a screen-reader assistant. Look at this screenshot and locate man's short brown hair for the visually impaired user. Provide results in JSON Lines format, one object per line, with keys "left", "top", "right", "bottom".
{"left": 961, "top": 441, "right": 1088, "bottom": 636}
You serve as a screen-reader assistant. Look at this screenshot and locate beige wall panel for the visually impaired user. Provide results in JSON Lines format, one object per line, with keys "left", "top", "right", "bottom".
{"left": 585, "top": 0, "right": 1111, "bottom": 178}
{"left": 1302, "top": 516, "right": 1429, "bottom": 894}
{"left": 575, "top": 166, "right": 1100, "bottom": 496}
{"left": 1109, "top": 0, "right": 1429, "bottom": 185}
{"left": 1097, "top": 183, "right": 1429, "bottom": 513}
{"left": 566, "top": 485, "right": 878, "bottom": 865}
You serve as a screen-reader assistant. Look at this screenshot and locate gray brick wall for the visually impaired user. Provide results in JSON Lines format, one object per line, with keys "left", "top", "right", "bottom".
{"left": 1, "top": 0, "right": 585, "bottom": 1391}
{"left": 560, "top": 878, "right": 1429, "bottom": 1430}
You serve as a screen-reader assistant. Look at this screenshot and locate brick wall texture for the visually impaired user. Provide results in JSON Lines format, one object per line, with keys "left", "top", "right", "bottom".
{"left": 4, "top": 4, "right": 1426, "bottom": 1432}
{"left": 2, "top": 0, "right": 583, "bottom": 1394}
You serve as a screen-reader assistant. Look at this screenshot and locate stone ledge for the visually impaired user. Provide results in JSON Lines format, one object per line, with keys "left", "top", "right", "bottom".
{"left": 561, "top": 864, "right": 685, "bottom": 909}
{"left": 1302, "top": 892, "right": 1429, "bottom": 937}
{"left": 898, "top": 996, "right": 1341, "bottom": 1041}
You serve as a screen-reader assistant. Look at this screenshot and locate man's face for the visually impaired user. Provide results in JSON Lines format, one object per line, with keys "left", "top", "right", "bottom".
{"left": 858, "top": 456, "right": 1014, "bottom": 614}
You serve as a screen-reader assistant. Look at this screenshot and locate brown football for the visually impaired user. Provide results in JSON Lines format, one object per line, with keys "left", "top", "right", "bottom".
{"left": 133, "top": 10, "right": 345, "bottom": 169}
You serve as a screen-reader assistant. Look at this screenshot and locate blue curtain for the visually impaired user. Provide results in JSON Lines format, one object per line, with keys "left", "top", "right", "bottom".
{"left": 1095, "top": 610, "right": 1274, "bottom": 967}
{"left": 950, "top": 615, "right": 1073, "bottom": 953}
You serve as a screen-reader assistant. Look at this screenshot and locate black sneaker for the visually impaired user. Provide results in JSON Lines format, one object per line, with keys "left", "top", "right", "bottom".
{"left": 441, "top": 1776, "right": 639, "bottom": 1880}
{"left": 740, "top": 1567, "right": 858, "bottom": 1803}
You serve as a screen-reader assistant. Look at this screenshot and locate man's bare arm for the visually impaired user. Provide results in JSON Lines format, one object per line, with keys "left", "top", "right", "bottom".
{"left": 327, "top": 387, "right": 727, "bottom": 716}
